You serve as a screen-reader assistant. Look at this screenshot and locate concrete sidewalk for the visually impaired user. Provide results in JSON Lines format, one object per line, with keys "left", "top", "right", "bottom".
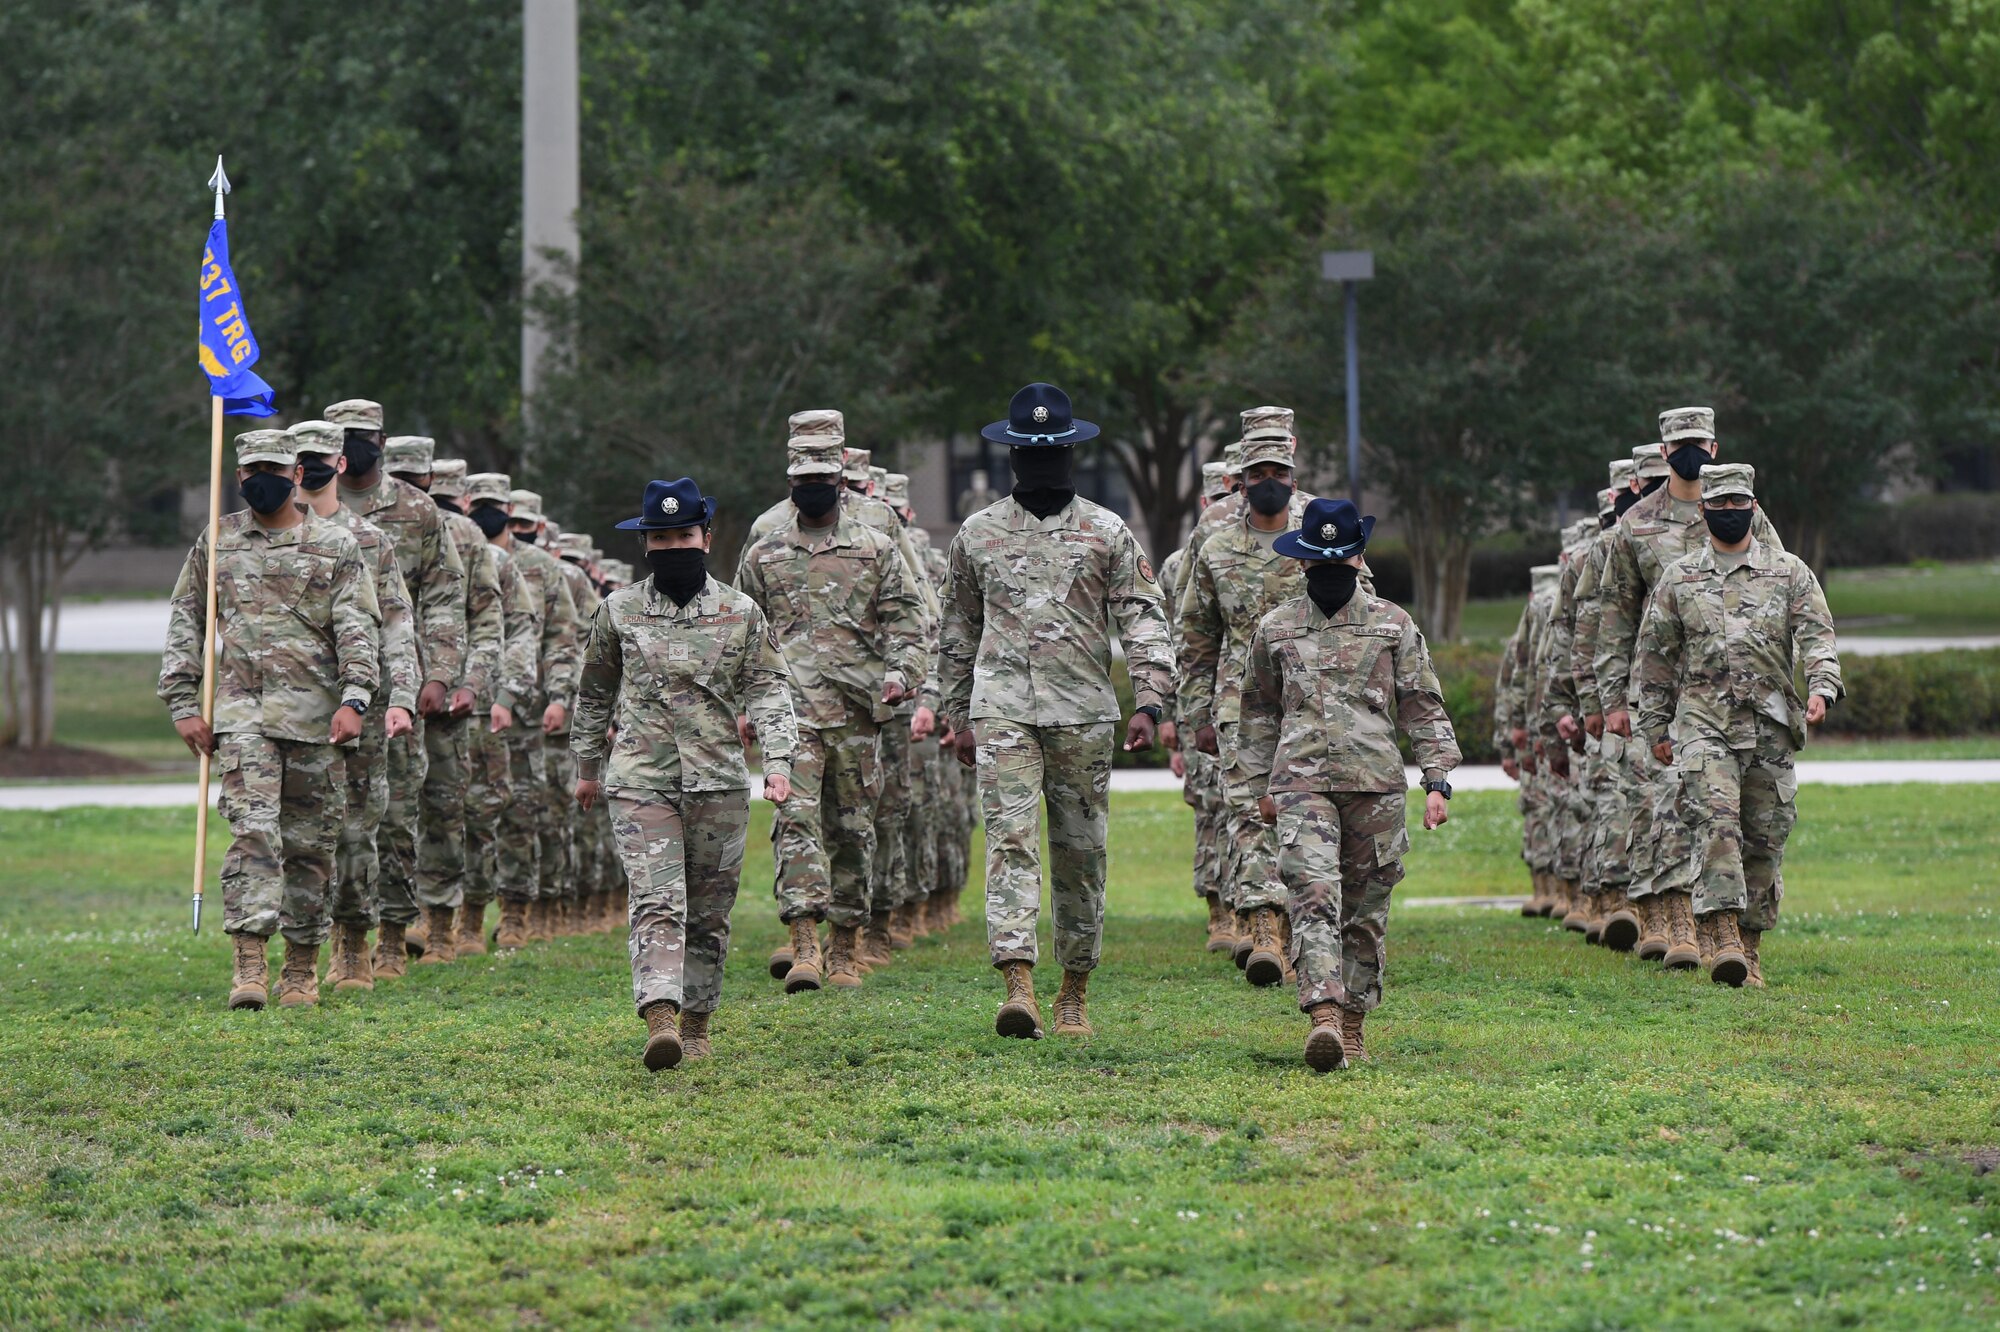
{"left": 6, "top": 761, "right": 1997, "bottom": 811}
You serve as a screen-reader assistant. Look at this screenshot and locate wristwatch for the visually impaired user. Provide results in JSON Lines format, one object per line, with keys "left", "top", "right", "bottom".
{"left": 1135, "top": 704, "right": 1163, "bottom": 723}
{"left": 1422, "top": 778, "right": 1452, "bottom": 800}
{"left": 341, "top": 699, "right": 368, "bottom": 717}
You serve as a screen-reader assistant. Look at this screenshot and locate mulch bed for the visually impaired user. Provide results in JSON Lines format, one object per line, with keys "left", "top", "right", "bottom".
{"left": 0, "top": 745, "right": 155, "bottom": 779}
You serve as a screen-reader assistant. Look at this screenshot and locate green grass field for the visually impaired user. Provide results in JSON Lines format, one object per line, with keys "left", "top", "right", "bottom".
{"left": 3, "top": 788, "right": 1998, "bottom": 1328}
{"left": 1460, "top": 559, "right": 2000, "bottom": 643}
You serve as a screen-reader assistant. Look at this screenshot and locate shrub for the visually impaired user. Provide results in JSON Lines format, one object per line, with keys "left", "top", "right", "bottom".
{"left": 1906, "top": 651, "right": 1998, "bottom": 735}
{"left": 1824, "top": 493, "right": 2000, "bottom": 567}
{"left": 1820, "top": 655, "right": 1913, "bottom": 735}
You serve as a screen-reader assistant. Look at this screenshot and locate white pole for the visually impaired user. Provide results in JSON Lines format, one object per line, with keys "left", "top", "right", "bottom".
{"left": 521, "top": 0, "right": 579, "bottom": 453}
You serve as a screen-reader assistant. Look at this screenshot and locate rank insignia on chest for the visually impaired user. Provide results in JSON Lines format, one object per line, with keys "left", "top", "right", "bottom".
{"left": 668, "top": 641, "right": 691, "bottom": 661}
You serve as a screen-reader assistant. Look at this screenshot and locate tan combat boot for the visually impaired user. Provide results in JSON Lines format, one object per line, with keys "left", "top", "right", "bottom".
{"left": 1053, "top": 969, "right": 1092, "bottom": 1036}
{"left": 1231, "top": 910, "right": 1255, "bottom": 970}
{"left": 1529, "top": 871, "right": 1554, "bottom": 917}
{"left": 455, "top": 902, "right": 489, "bottom": 957}
{"left": 1582, "top": 889, "right": 1606, "bottom": 945}
{"left": 889, "top": 903, "right": 916, "bottom": 951}
{"left": 1204, "top": 894, "right": 1234, "bottom": 951}
{"left": 1601, "top": 891, "right": 1642, "bottom": 953}
{"left": 228, "top": 933, "right": 270, "bottom": 1010}
{"left": 1634, "top": 894, "right": 1670, "bottom": 961}
{"left": 1741, "top": 928, "right": 1765, "bottom": 988}
{"left": 415, "top": 905, "right": 457, "bottom": 965}
{"left": 1340, "top": 1006, "right": 1367, "bottom": 1061}
{"left": 275, "top": 940, "right": 321, "bottom": 1008}
{"left": 325, "top": 921, "right": 375, "bottom": 992}
{"left": 1303, "top": 1002, "right": 1348, "bottom": 1072}
{"left": 679, "top": 1008, "right": 712, "bottom": 1059}
{"left": 1244, "top": 906, "right": 1286, "bottom": 988}
{"left": 1707, "top": 911, "right": 1749, "bottom": 987}
{"left": 767, "top": 941, "right": 795, "bottom": 979}
{"left": 1561, "top": 881, "right": 1590, "bottom": 934}
{"left": 494, "top": 899, "right": 529, "bottom": 950}
{"left": 402, "top": 912, "right": 429, "bottom": 959}
{"left": 1661, "top": 891, "right": 1701, "bottom": 970}
{"left": 374, "top": 922, "right": 409, "bottom": 979}
{"left": 995, "top": 960, "right": 1043, "bottom": 1040}
{"left": 826, "top": 924, "right": 864, "bottom": 989}
{"left": 783, "top": 917, "right": 824, "bottom": 993}
{"left": 1695, "top": 912, "right": 1717, "bottom": 972}
{"left": 1521, "top": 872, "right": 1545, "bottom": 918}
{"left": 862, "top": 913, "right": 895, "bottom": 969}
{"left": 641, "top": 1000, "right": 683, "bottom": 1071}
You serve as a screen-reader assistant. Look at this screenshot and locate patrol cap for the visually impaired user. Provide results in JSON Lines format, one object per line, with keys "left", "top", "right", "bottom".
{"left": 1631, "top": 444, "right": 1671, "bottom": 480}
{"left": 285, "top": 420, "right": 343, "bottom": 456}
{"left": 1531, "top": 563, "right": 1562, "bottom": 595}
{"left": 322, "top": 399, "right": 384, "bottom": 432}
{"left": 1597, "top": 486, "right": 1619, "bottom": 518}
{"left": 1659, "top": 405, "right": 1715, "bottom": 443}
{"left": 508, "top": 489, "right": 545, "bottom": 524}
{"left": 430, "top": 459, "right": 468, "bottom": 498}
{"left": 1274, "top": 496, "right": 1373, "bottom": 561}
{"left": 789, "top": 408, "right": 845, "bottom": 444}
{"left": 384, "top": 436, "right": 434, "bottom": 474}
{"left": 1240, "top": 405, "right": 1294, "bottom": 444}
{"left": 1563, "top": 518, "right": 1595, "bottom": 552}
{"left": 1240, "top": 437, "right": 1295, "bottom": 469}
{"left": 556, "top": 532, "right": 593, "bottom": 562}
{"left": 882, "top": 472, "right": 911, "bottom": 508}
{"left": 544, "top": 519, "right": 565, "bottom": 545}
{"left": 235, "top": 429, "right": 295, "bottom": 466}
{"left": 1700, "top": 462, "right": 1755, "bottom": 501}
{"left": 601, "top": 559, "right": 632, "bottom": 586}
{"left": 616, "top": 477, "right": 715, "bottom": 530}
{"left": 843, "top": 446, "right": 873, "bottom": 483}
{"left": 465, "top": 472, "right": 512, "bottom": 506}
{"left": 868, "top": 465, "right": 888, "bottom": 492}
{"left": 1201, "top": 460, "right": 1232, "bottom": 500}
{"left": 1220, "top": 441, "right": 1247, "bottom": 475}
{"left": 1609, "top": 458, "right": 1637, "bottom": 489}
{"left": 788, "top": 438, "right": 845, "bottom": 478}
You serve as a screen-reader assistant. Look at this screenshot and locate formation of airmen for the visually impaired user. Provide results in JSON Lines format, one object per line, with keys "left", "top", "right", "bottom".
{"left": 175, "top": 384, "right": 1849, "bottom": 1072}
{"left": 1494, "top": 407, "right": 1845, "bottom": 988}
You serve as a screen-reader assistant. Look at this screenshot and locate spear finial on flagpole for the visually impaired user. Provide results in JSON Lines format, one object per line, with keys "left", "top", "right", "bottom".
{"left": 208, "top": 155, "right": 230, "bottom": 221}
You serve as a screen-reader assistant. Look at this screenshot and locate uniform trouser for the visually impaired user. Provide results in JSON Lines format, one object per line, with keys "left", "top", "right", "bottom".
{"left": 377, "top": 716, "right": 430, "bottom": 926}
{"left": 978, "top": 719, "right": 1113, "bottom": 972}
{"left": 1519, "top": 772, "right": 1553, "bottom": 873}
{"left": 585, "top": 797, "right": 619, "bottom": 895}
{"left": 1553, "top": 755, "right": 1588, "bottom": 884}
{"left": 938, "top": 750, "right": 970, "bottom": 895}
{"left": 1625, "top": 744, "right": 1673, "bottom": 899}
{"left": 331, "top": 717, "right": 388, "bottom": 926}
{"left": 497, "top": 724, "right": 545, "bottom": 902}
{"left": 874, "top": 706, "right": 916, "bottom": 910}
{"left": 463, "top": 712, "right": 515, "bottom": 909}
{"left": 1597, "top": 733, "right": 1647, "bottom": 890}
{"left": 907, "top": 732, "right": 943, "bottom": 900}
{"left": 1679, "top": 722, "right": 1797, "bottom": 930}
{"left": 609, "top": 786, "right": 749, "bottom": 1016}
{"left": 1182, "top": 748, "right": 1224, "bottom": 900}
{"left": 418, "top": 714, "right": 470, "bottom": 910}
{"left": 1218, "top": 721, "right": 1288, "bottom": 912}
{"left": 1583, "top": 732, "right": 1626, "bottom": 889}
{"left": 774, "top": 712, "right": 882, "bottom": 927}
{"left": 1637, "top": 744, "right": 1699, "bottom": 898}
{"left": 542, "top": 735, "right": 577, "bottom": 902}
{"left": 1274, "top": 789, "right": 1408, "bottom": 1014}
{"left": 216, "top": 733, "right": 345, "bottom": 945}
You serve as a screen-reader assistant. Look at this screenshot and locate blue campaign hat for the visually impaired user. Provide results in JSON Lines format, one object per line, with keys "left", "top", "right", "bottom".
{"left": 1274, "top": 496, "right": 1376, "bottom": 560}
{"left": 979, "top": 382, "right": 1101, "bottom": 447}
{"left": 616, "top": 477, "right": 716, "bottom": 530}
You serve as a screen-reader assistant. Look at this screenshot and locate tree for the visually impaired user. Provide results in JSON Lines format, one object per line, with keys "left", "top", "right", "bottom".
{"left": 524, "top": 170, "right": 937, "bottom": 567}
{"left": 1700, "top": 166, "right": 2000, "bottom": 571}
{"left": 1225, "top": 164, "right": 1701, "bottom": 639}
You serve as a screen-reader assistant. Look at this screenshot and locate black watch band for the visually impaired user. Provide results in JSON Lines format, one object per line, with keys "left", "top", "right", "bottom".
{"left": 1135, "top": 704, "right": 1163, "bottom": 723}
{"left": 341, "top": 699, "right": 368, "bottom": 716}
{"left": 1422, "top": 779, "right": 1452, "bottom": 799}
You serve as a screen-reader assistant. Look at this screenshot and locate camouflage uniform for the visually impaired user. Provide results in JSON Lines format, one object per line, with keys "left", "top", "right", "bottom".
{"left": 1178, "top": 484, "right": 1317, "bottom": 918}
{"left": 572, "top": 575, "right": 799, "bottom": 1015}
{"left": 734, "top": 460, "right": 928, "bottom": 928}
{"left": 553, "top": 541, "right": 605, "bottom": 907}
{"left": 1535, "top": 522, "right": 1600, "bottom": 892}
{"left": 159, "top": 440, "right": 381, "bottom": 945}
{"left": 331, "top": 403, "right": 468, "bottom": 929}
{"left": 1569, "top": 460, "right": 1644, "bottom": 899}
{"left": 939, "top": 495, "right": 1175, "bottom": 971}
{"left": 1161, "top": 544, "right": 1218, "bottom": 904}
{"left": 559, "top": 535, "right": 621, "bottom": 913}
{"left": 1490, "top": 599, "right": 1538, "bottom": 886}
{"left": 1597, "top": 441, "right": 1783, "bottom": 903}
{"left": 906, "top": 523, "right": 952, "bottom": 919}
{"left": 1239, "top": 591, "right": 1459, "bottom": 1015}
{"left": 479, "top": 540, "right": 542, "bottom": 906}
{"left": 1635, "top": 467, "right": 1841, "bottom": 932}
{"left": 503, "top": 498, "right": 583, "bottom": 909}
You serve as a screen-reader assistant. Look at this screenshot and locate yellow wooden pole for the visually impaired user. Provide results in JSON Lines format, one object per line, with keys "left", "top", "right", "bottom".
{"left": 191, "top": 393, "right": 223, "bottom": 932}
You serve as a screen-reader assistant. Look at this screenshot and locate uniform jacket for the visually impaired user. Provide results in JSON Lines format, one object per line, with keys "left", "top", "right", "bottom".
{"left": 1176, "top": 491, "right": 1313, "bottom": 733}
{"left": 490, "top": 546, "right": 541, "bottom": 710}
{"left": 508, "top": 542, "right": 582, "bottom": 710}
{"left": 339, "top": 474, "right": 467, "bottom": 688}
{"left": 315, "top": 504, "right": 419, "bottom": 714}
{"left": 442, "top": 509, "right": 506, "bottom": 704}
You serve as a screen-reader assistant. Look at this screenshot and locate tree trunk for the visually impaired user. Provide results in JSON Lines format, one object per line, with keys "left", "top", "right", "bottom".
{"left": 5, "top": 515, "right": 68, "bottom": 749}
{"left": 1104, "top": 375, "right": 1215, "bottom": 562}
{"left": 1404, "top": 510, "right": 1476, "bottom": 643}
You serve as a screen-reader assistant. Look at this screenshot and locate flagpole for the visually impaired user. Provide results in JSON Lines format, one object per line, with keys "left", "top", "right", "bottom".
{"left": 192, "top": 156, "right": 231, "bottom": 935}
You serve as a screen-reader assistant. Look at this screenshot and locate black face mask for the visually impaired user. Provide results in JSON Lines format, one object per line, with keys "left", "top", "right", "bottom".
{"left": 1246, "top": 477, "right": 1293, "bottom": 517}
{"left": 647, "top": 547, "right": 707, "bottom": 607}
{"left": 512, "top": 526, "right": 539, "bottom": 546}
{"left": 1599, "top": 511, "right": 1617, "bottom": 530}
{"left": 1640, "top": 475, "right": 1667, "bottom": 498}
{"left": 1614, "top": 488, "right": 1643, "bottom": 518}
{"left": 299, "top": 457, "right": 339, "bottom": 492}
{"left": 1305, "top": 563, "right": 1361, "bottom": 617}
{"left": 239, "top": 470, "right": 295, "bottom": 516}
{"left": 792, "top": 481, "right": 840, "bottom": 520}
{"left": 1010, "top": 446, "right": 1075, "bottom": 519}
{"left": 1667, "top": 442, "right": 1712, "bottom": 481}
{"left": 343, "top": 432, "right": 381, "bottom": 476}
{"left": 391, "top": 471, "right": 430, "bottom": 493}
{"left": 470, "top": 505, "right": 510, "bottom": 538}
{"left": 1704, "top": 507, "right": 1754, "bottom": 545}
{"left": 433, "top": 495, "right": 463, "bottom": 514}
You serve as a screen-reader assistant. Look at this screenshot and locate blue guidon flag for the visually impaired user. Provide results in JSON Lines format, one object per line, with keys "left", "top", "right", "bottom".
{"left": 197, "top": 219, "right": 276, "bottom": 417}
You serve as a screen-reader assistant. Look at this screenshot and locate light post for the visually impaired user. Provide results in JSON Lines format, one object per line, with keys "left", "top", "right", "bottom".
{"left": 522, "top": 0, "right": 579, "bottom": 452}
{"left": 1320, "top": 250, "right": 1374, "bottom": 504}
